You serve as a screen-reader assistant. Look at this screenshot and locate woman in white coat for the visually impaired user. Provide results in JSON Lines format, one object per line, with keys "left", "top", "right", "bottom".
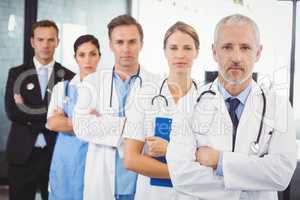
{"left": 123, "top": 21, "right": 200, "bottom": 200}
{"left": 166, "top": 14, "right": 297, "bottom": 200}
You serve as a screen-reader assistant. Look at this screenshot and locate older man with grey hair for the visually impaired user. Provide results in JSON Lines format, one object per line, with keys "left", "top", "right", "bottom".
{"left": 166, "top": 14, "right": 297, "bottom": 200}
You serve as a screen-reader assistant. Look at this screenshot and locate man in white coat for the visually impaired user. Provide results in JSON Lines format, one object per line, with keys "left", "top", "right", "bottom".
{"left": 166, "top": 14, "right": 297, "bottom": 200}
{"left": 72, "top": 15, "right": 158, "bottom": 200}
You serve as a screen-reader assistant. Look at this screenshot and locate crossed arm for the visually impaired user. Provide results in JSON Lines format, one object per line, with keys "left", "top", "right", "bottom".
{"left": 5, "top": 69, "right": 47, "bottom": 131}
{"left": 124, "top": 138, "right": 170, "bottom": 179}
{"left": 47, "top": 107, "right": 73, "bottom": 133}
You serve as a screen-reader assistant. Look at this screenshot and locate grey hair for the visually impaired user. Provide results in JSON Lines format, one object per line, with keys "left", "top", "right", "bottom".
{"left": 214, "top": 14, "right": 260, "bottom": 45}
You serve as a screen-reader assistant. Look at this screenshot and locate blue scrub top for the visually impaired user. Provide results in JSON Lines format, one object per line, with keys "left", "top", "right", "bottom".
{"left": 49, "top": 81, "right": 88, "bottom": 200}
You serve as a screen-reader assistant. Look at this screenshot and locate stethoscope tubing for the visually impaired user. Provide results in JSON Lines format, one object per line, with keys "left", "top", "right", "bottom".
{"left": 151, "top": 78, "right": 198, "bottom": 107}
{"left": 109, "top": 66, "right": 142, "bottom": 108}
{"left": 196, "top": 82, "right": 267, "bottom": 151}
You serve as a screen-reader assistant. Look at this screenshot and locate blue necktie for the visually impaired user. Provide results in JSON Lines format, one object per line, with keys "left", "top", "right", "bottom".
{"left": 226, "top": 98, "right": 240, "bottom": 152}
{"left": 38, "top": 67, "right": 48, "bottom": 99}
{"left": 35, "top": 67, "right": 48, "bottom": 148}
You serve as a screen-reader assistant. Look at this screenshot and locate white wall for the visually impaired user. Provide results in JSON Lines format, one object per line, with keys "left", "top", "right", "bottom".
{"left": 132, "top": 0, "right": 292, "bottom": 87}
{"left": 38, "top": 0, "right": 127, "bottom": 73}
{"left": 132, "top": 0, "right": 300, "bottom": 138}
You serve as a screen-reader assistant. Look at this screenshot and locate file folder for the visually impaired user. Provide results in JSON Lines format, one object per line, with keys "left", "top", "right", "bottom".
{"left": 150, "top": 117, "right": 173, "bottom": 187}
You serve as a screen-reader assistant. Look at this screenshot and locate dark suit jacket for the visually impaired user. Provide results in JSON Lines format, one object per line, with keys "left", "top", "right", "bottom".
{"left": 4, "top": 60, "right": 75, "bottom": 165}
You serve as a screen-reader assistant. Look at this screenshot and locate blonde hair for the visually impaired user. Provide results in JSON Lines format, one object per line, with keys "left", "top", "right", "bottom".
{"left": 163, "top": 21, "right": 199, "bottom": 49}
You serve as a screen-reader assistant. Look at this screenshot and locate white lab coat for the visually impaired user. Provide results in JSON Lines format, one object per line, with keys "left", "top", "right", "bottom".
{"left": 166, "top": 79, "right": 297, "bottom": 200}
{"left": 47, "top": 74, "right": 81, "bottom": 119}
{"left": 124, "top": 79, "right": 200, "bottom": 200}
{"left": 72, "top": 67, "right": 158, "bottom": 200}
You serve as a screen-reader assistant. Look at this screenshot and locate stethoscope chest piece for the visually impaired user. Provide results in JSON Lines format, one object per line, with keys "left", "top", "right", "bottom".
{"left": 63, "top": 96, "right": 70, "bottom": 104}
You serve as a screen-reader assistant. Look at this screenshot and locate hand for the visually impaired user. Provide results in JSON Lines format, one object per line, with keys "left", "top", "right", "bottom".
{"left": 196, "top": 146, "right": 220, "bottom": 169}
{"left": 89, "top": 109, "right": 101, "bottom": 117}
{"left": 145, "top": 136, "right": 168, "bottom": 157}
{"left": 14, "top": 94, "right": 24, "bottom": 104}
{"left": 53, "top": 107, "right": 64, "bottom": 115}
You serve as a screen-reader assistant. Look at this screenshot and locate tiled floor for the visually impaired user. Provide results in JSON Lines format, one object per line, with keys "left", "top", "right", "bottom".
{"left": 0, "top": 185, "right": 42, "bottom": 200}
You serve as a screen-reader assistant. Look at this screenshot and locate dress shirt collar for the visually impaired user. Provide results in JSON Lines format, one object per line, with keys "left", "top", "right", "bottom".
{"left": 218, "top": 81, "right": 252, "bottom": 106}
{"left": 33, "top": 57, "right": 55, "bottom": 70}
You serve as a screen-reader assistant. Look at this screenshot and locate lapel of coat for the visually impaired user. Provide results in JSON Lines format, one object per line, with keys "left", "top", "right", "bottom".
{"left": 210, "top": 79, "right": 233, "bottom": 132}
{"left": 104, "top": 69, "right": 120, "bottom": 115}
{"left": 198, "top": 80, "right": 234, "bottom": 143}
{"left": 235, "top": 81, "right": 263, "bottom": 152}
{"left": 25, "top": 60, "right": 43, "bottom": 101}
{"left": 44, "top": 62, "right": 65, "bottom": 103}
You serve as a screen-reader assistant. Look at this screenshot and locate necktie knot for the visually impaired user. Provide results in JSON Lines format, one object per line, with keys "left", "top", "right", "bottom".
{"left": 39, "top": 66, "right": 48, "bottom": 73}
{"left": 226, "top": 98, "right": 240, "bottom": 113}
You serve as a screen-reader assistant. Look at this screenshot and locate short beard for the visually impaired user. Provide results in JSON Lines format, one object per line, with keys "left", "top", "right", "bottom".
{"left": 220, "top": 71, "right": 252, "bottom": 85}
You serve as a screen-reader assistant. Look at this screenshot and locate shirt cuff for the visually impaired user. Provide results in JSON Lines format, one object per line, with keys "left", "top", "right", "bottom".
{"left": 215, "top": 152, "right": 223, "bottom": 176}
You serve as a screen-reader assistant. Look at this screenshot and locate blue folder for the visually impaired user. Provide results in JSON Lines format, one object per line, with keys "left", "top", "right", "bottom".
{"left": 150, "top": 117, "right": 173, "bottom": 187}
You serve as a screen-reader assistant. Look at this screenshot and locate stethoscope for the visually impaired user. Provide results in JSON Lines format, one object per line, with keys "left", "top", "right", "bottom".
{"left": 196, "top": 82, "right": 273, "bottom": 156}
{"left": 63, "top": 80, "right": 70, "bottom": 104}
{"left": 151, "top": 78, "right": 198, "bottom": 107}
{"left": 109, "top": 66, "right": 143, "bottom": 108}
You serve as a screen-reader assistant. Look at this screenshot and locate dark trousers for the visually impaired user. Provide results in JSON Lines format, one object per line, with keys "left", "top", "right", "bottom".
{"left": 8, "top": 147, "right": 51, "bottom": 200}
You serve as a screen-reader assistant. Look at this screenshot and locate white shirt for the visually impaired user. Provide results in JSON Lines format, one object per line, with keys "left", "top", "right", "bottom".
{"left": 33, "top": 57, "right": 54, "bottom": 81}
{"left": 33, "top": 57, "right": 55, "bottom": 147}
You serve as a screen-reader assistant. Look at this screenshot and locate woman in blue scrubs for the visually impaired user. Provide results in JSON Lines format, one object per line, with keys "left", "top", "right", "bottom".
{"left": 46, "top": 34, "right": 101, "bottom": 200}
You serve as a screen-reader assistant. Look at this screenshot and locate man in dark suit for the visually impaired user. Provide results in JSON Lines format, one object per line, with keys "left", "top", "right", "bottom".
{"left": 4, "top": 20, "right": 74, "bottom": 200}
